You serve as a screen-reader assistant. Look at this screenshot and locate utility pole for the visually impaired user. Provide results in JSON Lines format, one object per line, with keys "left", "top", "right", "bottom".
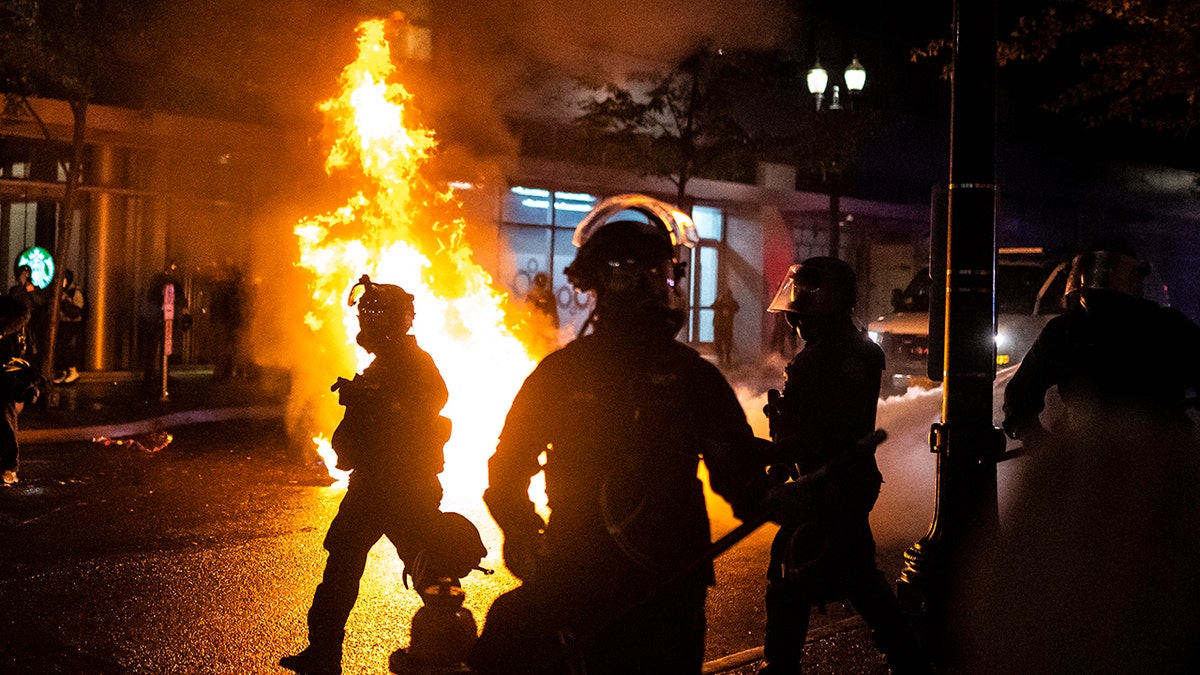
{"left": 896, "top": 0, "right": 1003, "bottom": 666}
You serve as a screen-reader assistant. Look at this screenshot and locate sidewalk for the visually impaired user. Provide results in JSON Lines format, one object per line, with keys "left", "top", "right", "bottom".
{"left": 18, "top": 366, "right": 290, "bottom": 445}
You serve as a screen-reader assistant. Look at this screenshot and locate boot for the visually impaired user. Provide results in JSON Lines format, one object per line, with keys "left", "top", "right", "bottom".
{"left": 279, "top": 645, "right": 342, "bottom": 675}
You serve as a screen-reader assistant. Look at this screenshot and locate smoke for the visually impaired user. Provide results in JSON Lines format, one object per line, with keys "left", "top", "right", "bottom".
{"left": 400, "top": 0, "right": 795, "bottom": 159}
{"left": 725, "top": 363, "right": 1033, "bottom": 550}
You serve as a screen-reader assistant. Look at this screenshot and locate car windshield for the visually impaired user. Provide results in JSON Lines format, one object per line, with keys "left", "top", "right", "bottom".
{"left": 895, "top": 270, "right": 932, "bottom": 312}
{"left": 896, "top": 261, "right": 1067, "bottom": 316}
{"left": 996, "top": 264, "right": 1048, "bottom": 314}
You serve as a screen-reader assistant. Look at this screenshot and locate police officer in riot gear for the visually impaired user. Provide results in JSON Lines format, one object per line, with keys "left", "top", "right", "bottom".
{"left": 471, "top": 194, "right": 770, "bottom": 674}
{"left": 976, "top": 246, "right": 1200, "bottom": 673}
{"left": 1003, "top": 246, "right": 1200, "bottom": 443}
{"left": 282, "top": 275, "right": 464, "bottom": 675}
{"left": 760, "top": 258, "right": 926, "bottom": 674}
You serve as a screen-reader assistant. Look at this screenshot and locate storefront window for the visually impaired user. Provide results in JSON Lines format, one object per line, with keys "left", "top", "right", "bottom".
{"left": 499, "top": 186, "right": 601, "bottom": 338}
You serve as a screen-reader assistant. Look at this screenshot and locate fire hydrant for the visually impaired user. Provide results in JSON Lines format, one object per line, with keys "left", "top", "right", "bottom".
{"left": 390, "top": 576, "right": 478, "bottom": 674}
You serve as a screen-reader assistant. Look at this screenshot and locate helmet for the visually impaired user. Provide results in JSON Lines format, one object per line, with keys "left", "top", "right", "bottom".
{"left": 1064, "top": 249, "right": 1148, "bottom": 300}
{"left": 564, "top": 193, "right": 698, "bottom": 294}
{"left": 347, "top": 274, "right": 415, "bottom": 352}
{"left": 767, "top": 257, "right": 857, "bottom": 319}
{"left": 564, "top": 194, "right": 697, "bottom": 333}
{"left": 405, "top": 511, "right": 489, "bottom": 588}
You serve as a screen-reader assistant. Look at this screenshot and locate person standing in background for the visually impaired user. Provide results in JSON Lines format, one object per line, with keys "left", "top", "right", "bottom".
{"left": 53, "top": 269, "right": 85, "bottom": 384}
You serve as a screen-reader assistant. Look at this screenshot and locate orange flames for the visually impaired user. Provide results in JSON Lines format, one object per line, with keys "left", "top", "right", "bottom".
{"left": 294, "top": 18, "right": 541, "bottom": 513}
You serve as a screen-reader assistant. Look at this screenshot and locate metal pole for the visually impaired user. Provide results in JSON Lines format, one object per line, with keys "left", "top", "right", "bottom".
{"left": 897, "top": 0, "right": 1002, "bottom": 666}
{"left": 828, "top": 171, "right": 841, "bottom": 258}
{"left": 161, "top": 284, "right": 174, "bottom": 401}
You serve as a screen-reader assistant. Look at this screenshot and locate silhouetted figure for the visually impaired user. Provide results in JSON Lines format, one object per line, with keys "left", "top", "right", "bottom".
{"left": 967, "top": 247, "right": 1200, "bottom": 673}
{"left": 526, "top": 271, "right": 560, "bottom": 356}
{"left": 8, "top": 264, "right": 43, "bottom": 369}
{"left": 712, "top": 287, "right": 740, "bottom": 365}
{"left": 759, "top": 258, "right": 927, "bottom": 674}
{"left": 281, "top": 275, "right": 460, "bottom": 675}
{"left": 528, "top": 272, "right": 559, "bottom": 329}
{"left": 471, "top": 195, "right": 770, "bottom": 674}
{"left": 53, "top": 269, "right": 85, "bottom": 384}
{"left": 0, "top": 295, "right": 35, "bottom": 486}
{"left": 209, "top": 261, "right": 245, "bottom": 381}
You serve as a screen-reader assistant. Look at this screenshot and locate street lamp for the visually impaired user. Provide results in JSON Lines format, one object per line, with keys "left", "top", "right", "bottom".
{"left": 806, "top": 57, "right": 866, "bottom": 257}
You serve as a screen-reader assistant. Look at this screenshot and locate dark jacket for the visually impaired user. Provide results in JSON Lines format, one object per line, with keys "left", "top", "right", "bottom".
{"left": 1003, "top": 293, "right": 1200, "bottom": 438}
{"left": 330, "top": 334, "right": 450, "bottom": 479}
{"left": 769, "top": 321, "right": 885, "bottom": 589}
{"left": 485, "top": 329, "right": 767, "bottom": 587}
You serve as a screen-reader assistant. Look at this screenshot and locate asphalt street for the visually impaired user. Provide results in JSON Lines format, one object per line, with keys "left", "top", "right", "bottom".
{"left": 0, "top": 416, "right": 901, "bottom": 674}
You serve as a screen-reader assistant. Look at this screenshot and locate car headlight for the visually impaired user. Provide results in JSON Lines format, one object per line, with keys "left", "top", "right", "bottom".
{"left": 868, "top": 330, "right": 881, "bottom": 344}
{"left": 994, "top": 332, "right": 1009, "bottom": 350}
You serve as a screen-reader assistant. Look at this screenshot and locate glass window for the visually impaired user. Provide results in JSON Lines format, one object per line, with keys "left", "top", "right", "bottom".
{"left": 553, "top": 191, "right": 597, "bottom": 230}
{"left": 697, "top": 308, "right": 714, "bottom": 342}
{"left": 554, "top": 231, "right": 593, "bottom": 335}
{"left": 692, "top": 205, "right": 723, "bottom": 240}
{"left": 500, "top": 186, "right": 601, "bottom": 340}
{"left": 697, "top": 246, "right": 718, "bottom": 307}
{"left": 498, "top": 225, "right": 552, "bottom": 297}
{"left": 503, "top": 186, "right": 552, "bottom": 225}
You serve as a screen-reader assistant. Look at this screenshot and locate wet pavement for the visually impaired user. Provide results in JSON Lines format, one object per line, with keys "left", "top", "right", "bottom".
{"left": 1, "top": 367, "right": 899, "bottom": 674}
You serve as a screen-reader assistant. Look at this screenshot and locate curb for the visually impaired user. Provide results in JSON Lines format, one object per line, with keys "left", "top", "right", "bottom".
{"left": 20, "top": 404, "right": 287, "bottom": 445}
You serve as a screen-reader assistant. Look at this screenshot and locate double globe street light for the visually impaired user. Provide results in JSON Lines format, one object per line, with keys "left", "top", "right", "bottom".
{"left": 805, "top": 57, "right": 866, "bottom": 257}
{"left": 807, "top": 56, "right": 867, "bottom": 111}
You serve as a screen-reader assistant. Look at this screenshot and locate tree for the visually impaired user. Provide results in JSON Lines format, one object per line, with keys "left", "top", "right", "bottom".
{"left": 1000, "top": 0, "right": 1200, "bottom": 135}
{"left": 574, "top": 48, "right": 783, "bottom": 211}
{"left": 0, "top": 0, "right": 132, "bottom": 382}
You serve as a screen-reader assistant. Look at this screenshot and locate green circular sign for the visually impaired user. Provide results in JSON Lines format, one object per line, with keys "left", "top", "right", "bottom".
{"left": 18, "top": 246, "right": 55, "bottom": 290}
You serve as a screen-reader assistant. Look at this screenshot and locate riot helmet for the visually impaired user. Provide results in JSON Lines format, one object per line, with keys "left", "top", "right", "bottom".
{"left": 1064, "top": 249, "right": 1148, "bottom": 305}
{"left": 767, "top": 257, "right": 857, "bottom": 326}
{"left": 347, "top": 274, "right": 415, "bottom": 353}
{"left": 564, "top": 194, "right": 697, "bottom": 334}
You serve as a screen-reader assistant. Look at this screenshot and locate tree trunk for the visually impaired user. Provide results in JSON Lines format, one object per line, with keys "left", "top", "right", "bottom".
{"left": 41, "top": 97, "right": 88, "bottom": 383}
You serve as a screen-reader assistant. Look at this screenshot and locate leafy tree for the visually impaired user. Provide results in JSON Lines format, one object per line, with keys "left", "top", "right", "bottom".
{"left": 1000, "top": 0, "right": 1200, "bottom": 135}
{"left": 0, "top": 0, "right": 133, "bottom": 381}
{"left": 574, "top": 48, "right": 784, "bottom": 211}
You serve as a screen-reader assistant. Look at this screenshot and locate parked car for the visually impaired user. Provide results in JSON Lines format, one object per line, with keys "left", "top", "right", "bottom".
{"left": 867, "top": 251, "right": 1070, "bottom": 397}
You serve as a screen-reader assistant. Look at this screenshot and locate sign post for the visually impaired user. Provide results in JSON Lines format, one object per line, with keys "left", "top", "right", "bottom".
{"left": 161, "top": 284, "right": 174, "bottom": 401}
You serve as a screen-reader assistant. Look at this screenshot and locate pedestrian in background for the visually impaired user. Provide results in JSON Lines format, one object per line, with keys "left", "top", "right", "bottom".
{"left": 759, "top": 258, "right": 927, "bottom": 674}
{"left": 712, "top": 286, "right": 740, "bottom": 366}
{"left": 209, "top": 260, "right": 245, "bottom": 381}
{"left": 53, "top": 269, "right": 85, "bottom": 384}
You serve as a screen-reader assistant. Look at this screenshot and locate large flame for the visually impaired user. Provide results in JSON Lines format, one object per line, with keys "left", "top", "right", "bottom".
{"left": 294, "top": 18, "right": 542, "bottom": 514}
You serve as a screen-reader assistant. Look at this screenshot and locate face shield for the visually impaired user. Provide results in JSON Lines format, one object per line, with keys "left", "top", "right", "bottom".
{"left": 572, "top": 193, "right": 699, "bottom": 252}
{"left": 566, "top": 194, "right": 698, "bottom": 334}
{"left": 767, "top": 258, "right": 857, "bottom": 320}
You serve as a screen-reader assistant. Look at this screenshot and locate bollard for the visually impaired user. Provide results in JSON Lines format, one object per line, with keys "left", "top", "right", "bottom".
{"left": 389, "top": 577, "right": 477, "bottom": 674}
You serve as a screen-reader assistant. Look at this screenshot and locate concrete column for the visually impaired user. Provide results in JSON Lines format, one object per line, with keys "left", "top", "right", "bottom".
{"left": 86, "top": 144, "right": 119, "bottom": 370}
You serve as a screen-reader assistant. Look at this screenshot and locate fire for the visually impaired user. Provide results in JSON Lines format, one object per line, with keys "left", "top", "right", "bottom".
{"left": 293, "top": 18, "right": 542, "bottom": 513}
